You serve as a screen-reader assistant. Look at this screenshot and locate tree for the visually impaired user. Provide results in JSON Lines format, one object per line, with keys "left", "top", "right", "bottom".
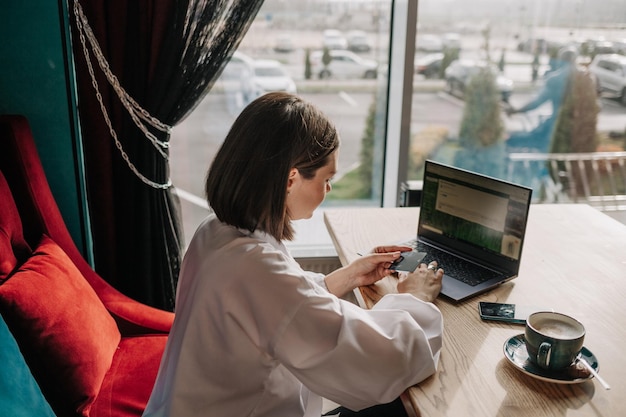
{"left": 531, "top": 53, "right": 540, "bottom": 82}
{"left": 454, "top": 68, "right": 507, "bottom": 178}
{"left": 551, "top": 70, "right": 599, "bottom": 154}
{"left": 304, "top": 49, "right": 312, "bottom": 80}
{"left": 439, "top": 46, "right": 460, "bottom": 79}
{"left": 356, "top": 98, "right": 377, "bottom": 198}
{"left": 550, "top": 69, "right": 600, "bottom": 197}
{"left": 481, "top": 25, "right": 492, "bottom": 63}
{"left": 321, "top": 47, "right": 332, "bottom": 78}
{"left": 459, "top": 69, "right": 504, "bottom": 148}
{"left": 498, "top": 49, "right": 506, "bottom": 72}
{"left": 326, "top": 97, "right": 378, "bottom": 200}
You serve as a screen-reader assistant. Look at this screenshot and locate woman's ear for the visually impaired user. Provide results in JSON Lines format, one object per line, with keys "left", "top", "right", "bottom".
{"left": 287, "top": 168, "right": 299, "bottom": 191}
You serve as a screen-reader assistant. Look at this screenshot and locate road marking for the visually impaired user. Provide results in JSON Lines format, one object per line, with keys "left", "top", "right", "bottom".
{"left": 339, "top": 91, "right": 358, "bottom": 107}
{"left": 437, "top": 91, "right": 464, "bottom": 107}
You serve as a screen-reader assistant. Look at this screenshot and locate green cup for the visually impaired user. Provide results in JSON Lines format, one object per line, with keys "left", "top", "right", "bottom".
{"left": 525, "top": 311, "right": 585, "bottom": 371}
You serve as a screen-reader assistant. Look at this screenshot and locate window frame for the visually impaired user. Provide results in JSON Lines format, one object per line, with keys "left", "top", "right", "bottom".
{"left": 382, "top": 0, "right": 418, "bottom": 207}
{"left": 289, "top": 0, "right": 418, "bottom": 255}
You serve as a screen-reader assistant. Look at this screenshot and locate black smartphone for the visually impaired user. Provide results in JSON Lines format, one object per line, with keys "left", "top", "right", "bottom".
{"left": 478, "top": 302, "right": 535, "bottom": 324}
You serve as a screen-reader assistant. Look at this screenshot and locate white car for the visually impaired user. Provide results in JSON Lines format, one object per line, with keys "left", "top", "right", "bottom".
{"left": 273, "top": 35, "right": 294, "bottom": 53}
{"left": 416, "top": 34, "right": 443, "bottom": 52}
{"left": 310, "top": 49, "right": 378, "bottom": 80}
{"left": 444, "top": 59, "right": 513, "bottom": 102}
{"left": 589, "top": 54, "right": 626, "bottom": 105}
{"left": 249, "top": 59, "right": 297, "bottom": 99}
{"left": 220, "top": 51, "right": 256, "bottom": 103}
{"left": 322, "top": 29, "right": 348, "bottom": 50}
{"left": 347, "top": 30, "right": 371, "bottom": 53}
{"left": 442, "top": 32, "right": 462, "bottom": 50}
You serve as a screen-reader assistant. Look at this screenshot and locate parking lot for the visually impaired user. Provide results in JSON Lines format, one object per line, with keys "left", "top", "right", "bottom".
{"left": 170, "top": 24, "right": 626, "bottom": 247}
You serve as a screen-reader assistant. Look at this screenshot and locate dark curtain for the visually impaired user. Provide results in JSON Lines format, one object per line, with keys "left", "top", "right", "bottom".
{"left": 70, "top": 0, "right": 263, "bottom": 311}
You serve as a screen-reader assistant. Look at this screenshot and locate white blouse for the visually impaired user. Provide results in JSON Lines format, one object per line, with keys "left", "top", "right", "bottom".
{"left": 143, "top": 214, "right": 443, "bottom": 417}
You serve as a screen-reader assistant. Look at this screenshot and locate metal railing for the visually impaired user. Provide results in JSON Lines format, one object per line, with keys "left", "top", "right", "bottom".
{"left": 507, "top": 151, "right": 626, "bottom": 211}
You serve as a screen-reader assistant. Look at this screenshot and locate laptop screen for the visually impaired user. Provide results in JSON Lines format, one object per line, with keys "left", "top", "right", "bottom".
{"left": 418, "top": 160, "right": 532, "bottom": 271}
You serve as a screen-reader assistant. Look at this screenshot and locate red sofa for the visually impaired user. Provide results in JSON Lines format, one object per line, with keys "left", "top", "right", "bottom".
{"left": 0, "top": 115, "right": 173, "bottom": 417}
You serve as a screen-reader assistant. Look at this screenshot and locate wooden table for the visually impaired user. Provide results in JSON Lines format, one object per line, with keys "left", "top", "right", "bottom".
{"left": 324, "top": 204, "right": 626, "bottom": 417}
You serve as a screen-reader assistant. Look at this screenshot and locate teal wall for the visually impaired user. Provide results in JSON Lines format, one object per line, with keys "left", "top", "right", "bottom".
{"left": 0, "top": 1, "right": 92, "bottom": 261}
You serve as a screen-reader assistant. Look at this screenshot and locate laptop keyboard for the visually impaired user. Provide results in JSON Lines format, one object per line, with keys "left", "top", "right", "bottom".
{"left": 407, "top": 239, "right": 503, "bottom": 287}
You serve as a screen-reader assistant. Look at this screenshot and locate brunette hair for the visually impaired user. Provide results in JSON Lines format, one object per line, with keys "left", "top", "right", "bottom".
{"left": 205, "top": 92, "right": 339, "bottom": 241}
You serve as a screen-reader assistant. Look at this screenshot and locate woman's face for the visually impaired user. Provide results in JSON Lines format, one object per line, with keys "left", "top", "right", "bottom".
{"left": 287, "top": 150, "right": 338, "bottom": 220}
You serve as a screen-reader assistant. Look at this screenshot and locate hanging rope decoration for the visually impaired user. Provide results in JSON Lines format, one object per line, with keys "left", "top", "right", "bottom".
{"left": 73, "top": 0, "right": 173, "bottom": 189}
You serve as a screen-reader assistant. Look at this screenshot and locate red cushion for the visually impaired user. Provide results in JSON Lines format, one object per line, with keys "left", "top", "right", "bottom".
{"left": 0, "top": 235, "right": 121, "bottom": 416}
{"left": 91, "top": 335, "right": 167, "bottom": 417}
{"left": 0, "top": 172, "right": 31, "bottom": 281}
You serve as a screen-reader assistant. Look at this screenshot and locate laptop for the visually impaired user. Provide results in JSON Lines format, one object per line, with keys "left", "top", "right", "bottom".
{"left": 395, "top": 160, "right": 532, "bottom": 302}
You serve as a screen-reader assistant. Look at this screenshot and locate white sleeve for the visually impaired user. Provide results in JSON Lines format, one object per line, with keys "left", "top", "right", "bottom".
{"left": 374, "top": 294, "right": 443, "bottom": 365}
{"left": 302, "top": 270, "right": 328, "bottom": 290}
{"left": 273, "top": 291, "right": 443, "bottom": 411}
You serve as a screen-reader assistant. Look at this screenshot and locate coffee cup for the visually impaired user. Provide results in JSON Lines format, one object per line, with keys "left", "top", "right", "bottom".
{"left": 524, "top": 311, "right": 585, "bottom": 371}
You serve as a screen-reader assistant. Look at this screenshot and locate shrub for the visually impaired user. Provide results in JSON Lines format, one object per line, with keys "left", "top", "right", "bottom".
{"left": 458, "top": 69, "right": 504, "bottom": 148}
{"left": 439, "top": 47, "right": 460, "bottom": 79}
{"left": 304, "top": 49, "right": 312, "bottom": 80}
{"left": 551, "top": 70, "right": 599, "bottom": 154}
{"left": 454, "top": 68, "right": 507, "bottom": 178}
{"left": 550, "top": 69, "right": 600, "bottom": 196}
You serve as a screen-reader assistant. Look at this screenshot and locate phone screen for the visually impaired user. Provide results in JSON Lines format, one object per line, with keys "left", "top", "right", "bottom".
{"left": 478, "top": 302, "right": 530, "bottom": 324}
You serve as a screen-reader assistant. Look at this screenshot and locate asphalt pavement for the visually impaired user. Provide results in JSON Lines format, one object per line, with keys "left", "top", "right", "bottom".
{"left": 172, "top": 72, "right": 625, "bottom": 250}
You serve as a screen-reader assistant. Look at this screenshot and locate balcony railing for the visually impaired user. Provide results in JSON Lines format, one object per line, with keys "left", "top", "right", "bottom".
{"left": 507, "top": 151, "right": 626, "bottom": 211}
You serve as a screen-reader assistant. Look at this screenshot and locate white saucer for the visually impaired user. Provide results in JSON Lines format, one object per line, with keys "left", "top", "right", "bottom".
{"left": 503, "top": 334, "right": 599, "bottom": 384}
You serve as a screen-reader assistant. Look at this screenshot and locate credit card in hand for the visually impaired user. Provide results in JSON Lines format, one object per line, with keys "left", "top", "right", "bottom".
{"left": 390, "top": 251, "right": 426, "bottom": 272}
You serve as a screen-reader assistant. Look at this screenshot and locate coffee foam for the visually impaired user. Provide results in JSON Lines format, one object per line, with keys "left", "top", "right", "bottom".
{"left": 534, "top": 318, "right": 583, "bottom": 339}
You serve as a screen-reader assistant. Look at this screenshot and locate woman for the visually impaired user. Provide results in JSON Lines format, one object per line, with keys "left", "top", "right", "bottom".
{"left": 143, "top": 92, "right": 444, "bottom": 417}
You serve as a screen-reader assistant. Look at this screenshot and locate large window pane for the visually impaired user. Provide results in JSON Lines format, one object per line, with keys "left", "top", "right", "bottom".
{"left": 410, "top": 0, "right": 626, "bottom": 208}
{"left": 170, "top": 1, "right": 393, "bottom": 250}
{"left": 171, "top": 0, "right": 626, "bottom": 254}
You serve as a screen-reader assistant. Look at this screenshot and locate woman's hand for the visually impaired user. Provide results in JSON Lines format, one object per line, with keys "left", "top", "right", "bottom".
{"left": 348, "top": 250, "right": 405, "bottom": 287}
{"left": 369, "top": 245, "right": 413, "bottom": 254}
{"left": 397, "top": 261, "right": 443, "bottom": 303}
{"left": 324, "top": 247, "right": 409, "bottom": 297}
{"left": 353, "top": 245, "right": 416, "bottom": 285}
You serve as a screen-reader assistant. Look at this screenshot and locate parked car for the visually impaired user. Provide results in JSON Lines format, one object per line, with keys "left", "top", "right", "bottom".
{"left": 444, "top": 59, "right": 514, "bottom": 102}
{"left": 612, "top": 39, "right": 626, "bottom": 55}
{"left": 347, "top": 30, "right": 371, "bottom": 53}
{"left": 581, "top": 38, "right": 617, "bottom": 57}
{"left": 415, "top": 53, "right": 443, "bottom": 78}
{"left": 273, "top": 35, "right": 294, "bottom": 53}
{"left": 442, "top": 32, "right": 462, "bottom": 50}
{"left": 416, "top": 34, "right": 443, "bottom": 52}
{"left": 310, "top": 49, "right": 378, "bottom": 79}
{"left": 322, "top": 29, "right": 348, "bottom": 50}
{"left": 222, "top": 51, "right": 254, "bottom": 77}
{"left": 221, "top": 51, "right": 255, "bottom": 101}
{"left": 517, "top": 38, "right": 549, "bottom": 54}
{"left": 517, "top": 37, "right": 565, "bottom": 55}
{"left": 249, "top": 59, "right": 297, "bottom": 99}
{"left": 591, "top": 41, "right": 617, "bottom": 56}
{"left": 588, "top": 54, "right": 626, "bottom": 105}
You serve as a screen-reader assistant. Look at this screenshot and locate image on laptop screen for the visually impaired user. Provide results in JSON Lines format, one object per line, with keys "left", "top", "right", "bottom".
{"left": 419, "top": 161, "right": 532, "bottom": 265}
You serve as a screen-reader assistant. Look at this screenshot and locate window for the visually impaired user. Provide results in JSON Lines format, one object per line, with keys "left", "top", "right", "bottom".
{"left": 408, "top": 0, "right": 626, "bottom": 213}
{"left": 170, "top": 0, "right": 394, "bottom": 253}
{"left": 171, "top": 0, "right": 626, "bottom": 255}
